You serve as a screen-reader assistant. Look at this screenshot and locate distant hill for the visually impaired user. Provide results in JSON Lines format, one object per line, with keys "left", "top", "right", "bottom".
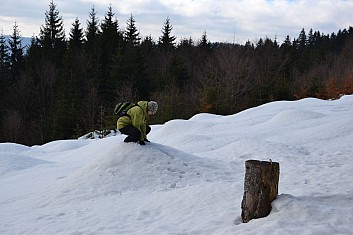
{"left": 4, "top": 35, "right": 32, "bottom": 50}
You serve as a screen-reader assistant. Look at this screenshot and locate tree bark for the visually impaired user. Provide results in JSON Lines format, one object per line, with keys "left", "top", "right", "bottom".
{"left": 241, "top": 160, "right": 280, "bottom": 223}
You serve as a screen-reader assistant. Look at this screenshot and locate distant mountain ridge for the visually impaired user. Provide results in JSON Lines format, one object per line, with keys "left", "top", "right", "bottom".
{"left": 3, "top": 35, "right": 32, "bottom": 49}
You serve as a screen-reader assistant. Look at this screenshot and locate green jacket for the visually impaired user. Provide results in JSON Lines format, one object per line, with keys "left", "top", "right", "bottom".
{"left": 117, "top": 101, "right": 148, "bottom": 141}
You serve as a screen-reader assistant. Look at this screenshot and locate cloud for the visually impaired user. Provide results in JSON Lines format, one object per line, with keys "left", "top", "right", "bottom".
{"left": 1, "top": 0, "right": 352, "bottom": 44}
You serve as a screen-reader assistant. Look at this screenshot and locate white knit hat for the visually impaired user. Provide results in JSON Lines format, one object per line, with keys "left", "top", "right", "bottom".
{"left": 147, "top": 101, "right": 158, "bottom": 114}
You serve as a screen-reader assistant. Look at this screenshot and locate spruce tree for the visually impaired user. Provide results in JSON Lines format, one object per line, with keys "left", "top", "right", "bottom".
{"left": 99, "top": 5, "right": 122, "bottom": 127}
{"left": 59, "top": 17, "right": 85, "bottom": 137}
{"left": 283, "top": 35, "right": 292, "bottom": 46}
{"left": 198, "top": 31, "right": 211, "bottom": 50}
{"left": 153, "top": 17, "right": 177, "bottom": 93}
{"left": 8, "top": 22, "right": 24, "bottom": 82}
{"left": 39, "top": 0, "right": 66, "bottom": 63}
{"left": 101, "top": 5, "right": 120, "bottom": 52}
{"left": 308, "top": 28, "right": 315, "bottom": 47}
{"left": 0, "top": 31, "right": 9, "bottom": 65}
{"left": 122, "top": 14, "right": 148, "bottom": 98}
{"left": 85, "top": 5, "right": 101, "bottom": 87}
{"left": 55, "top": 17, "right": 89, "bottom": 139}
{"left": 0, "top": 31, "right": 10, "bottom": 84}
{"left": 35, "top": 1, "right": 67, "bottom": 142}
{"left": 195, "top": 31, "right": 211, "bottom": 83}
{"left": 0, "top": 31, "right": 10, "bottom": 128}
{"left": 85, "top": 6, "right": 101, "bottom": 49}
{"left": 141, "top": 35, "right": 156, "bottom": 52}
{"left": 298, "top": 28, "right": 307, "bottom": 49}
{"left": 295, "top": 28, "right": 311, "bottom": 72}
{"left": 69, "top": 18, "right": 85, "bottom": 50}
{"left": 140, "top": 35, "right": 157, "bottom": 93}
{"left": 124, "top": 14, "right": 141, "bottom": 48}
{"left": 159, "top": 17, "right": 176, "bottom": 51}
{"left": 82, "top": 6, "right": 102, "bottom": 133}
{"left": 26, "top": 35, "right": 41, "bottom": 57}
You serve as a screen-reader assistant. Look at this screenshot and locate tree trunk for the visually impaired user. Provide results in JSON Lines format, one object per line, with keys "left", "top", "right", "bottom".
{"left": 241, "top": 160, "right": 280, "bottom": 223}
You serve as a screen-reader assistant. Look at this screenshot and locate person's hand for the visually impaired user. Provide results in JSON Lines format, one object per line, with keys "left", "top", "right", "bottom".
{"left": 139, "top": 140, "right": 146, "bottom": 145}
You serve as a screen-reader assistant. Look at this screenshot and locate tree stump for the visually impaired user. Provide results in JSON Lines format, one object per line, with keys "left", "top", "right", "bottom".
{"left": 241, "top": 160, "right": 280, "bottom": 223}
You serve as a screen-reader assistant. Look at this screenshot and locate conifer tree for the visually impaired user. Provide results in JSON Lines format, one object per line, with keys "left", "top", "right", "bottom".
{"left": 101, "top": 5, "right": 120, "bottom": 50}
{"left": 39, "top": 0, "right": 66, "bottom": 62}
{"left": 34, "top": 1, "right": 67, "bottom": 142}
{"left": 159, "top": 17, "right": 176, "bottom": 51}
{"left": 55, "top": 17, "right": 88, "bottom": 139}
{"left": 196, "top": 31, "right": 212, "bottom": 68}
{"left": 140, "top": 35, "right": 156, "bottom": 57}
{"left": 111, "top": 14, "right": 146, "bottom": 100}
{"left": 84, "top": 5, "right": 101, "bottom": 85}
{"left": 26, "top": 35, "right": 41, "bottom": 56}
{"left": 308, "top": 28, "right": 314, "bottom": 47}
{"left": 69, "top": 17, "right": 85, "bottom": 49}
{"left": 82, "top": 6, "right": 102, "bottom": 133}
{"left": 140, "top": 35, "right": 157, "bottom": 94}
{"left": 298, "top": 28, "right": 307, "bottom": 49}
{"left": 0, "top": 32, "right": 9, "bottom": 64}
{"left": 8, "top": 22, "right": 24, "bottom": 82}
{"left": 153, "top": 17, "right": 177, "bottom": 95}
{"left": 172, "top": 41, "right": 190, "bottom": 89}
{"left": 280, "top": 35, "right": 293, "bottom": 58}
{"left": 198, "top": 31, "right": 211, "bottom": 50}
{"left": 124, "top": 14, "right": 141, "bottom": 48}
{"left": 283, "top": 35, "right": 292, "bottom": 46}
{"left": 122, "top": 14, "right": 149, "bottom": 98}
{"left": 0, "top": 31, "right": 9, "bottom": 83}
{"left": 100, "top": 5, "right": 122, "bottom": 114}
{"left": 295, "top": 28, "right": 311, "bottom": 72}
{"left": 0, "top": 31, "right": 10, "bottom": 126}
{"left": 85, "top": 6, "right": 100, "bottom": 48}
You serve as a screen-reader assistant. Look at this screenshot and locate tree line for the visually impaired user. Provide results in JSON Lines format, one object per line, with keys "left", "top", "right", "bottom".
{"left": 1, "top": 1, "right": 353, "bottom": 145}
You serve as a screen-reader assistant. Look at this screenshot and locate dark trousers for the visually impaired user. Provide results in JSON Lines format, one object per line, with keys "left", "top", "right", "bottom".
{"left": 119, "top": 125, "right": 151, "bottom": 143}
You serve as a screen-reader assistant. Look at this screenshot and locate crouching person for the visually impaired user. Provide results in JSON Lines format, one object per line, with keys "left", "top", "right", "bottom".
{"left": 117, "top": 101, "right": 158, "bottom": 145}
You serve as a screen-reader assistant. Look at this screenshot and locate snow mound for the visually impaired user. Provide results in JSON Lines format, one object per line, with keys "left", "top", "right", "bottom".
{"left": 150, "top": 119, "right": 218, "bottom": 148}
{"left": 0, "top": 142, "right": 30, "bottom": 153}
{"left": 189, "top": 113, "right": 223, "bottom": 121}
{"left": 59, "top": 142, "right": 225, "bottom": 196}
{"left": 306, "top": 115, "right": 353, "bottom": 140}
{"left": 156, "top": 119, "right": 213, "bottom": 136}
{"left": 267, "top": 109, "right": 325, "bottom": 125}
{"left": 0, "top": 153, "right": 51, "bottom": 176}
{"left": 34, "top": 139, "right": 90, "bottom": 152}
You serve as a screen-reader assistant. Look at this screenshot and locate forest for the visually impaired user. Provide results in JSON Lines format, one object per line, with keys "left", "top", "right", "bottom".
{"left": 1, "top": 2, "right": 353, "bottom": 145}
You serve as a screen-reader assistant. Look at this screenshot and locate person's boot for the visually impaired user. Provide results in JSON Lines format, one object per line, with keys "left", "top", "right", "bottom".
{"left": 124, "top": 136, "right": 138, "bottom": 143}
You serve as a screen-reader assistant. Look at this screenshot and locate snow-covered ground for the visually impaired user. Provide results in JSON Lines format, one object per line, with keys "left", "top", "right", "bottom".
{"left": 1, "top": 95, "right": 353, "bottom": 234}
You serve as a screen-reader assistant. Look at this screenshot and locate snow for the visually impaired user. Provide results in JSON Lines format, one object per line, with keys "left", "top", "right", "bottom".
{"left": 1, "top": 95, "right": 353, "bottom": 234}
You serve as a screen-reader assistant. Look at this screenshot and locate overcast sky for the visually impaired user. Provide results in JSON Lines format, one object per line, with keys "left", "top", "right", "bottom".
{"left": 1, "top": 0, "right": 353, "bottom": 44}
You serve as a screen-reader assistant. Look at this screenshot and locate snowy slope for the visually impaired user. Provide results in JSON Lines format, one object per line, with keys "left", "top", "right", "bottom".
{"left": 1, "top": 95, "right": 353, "bottom": 234}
